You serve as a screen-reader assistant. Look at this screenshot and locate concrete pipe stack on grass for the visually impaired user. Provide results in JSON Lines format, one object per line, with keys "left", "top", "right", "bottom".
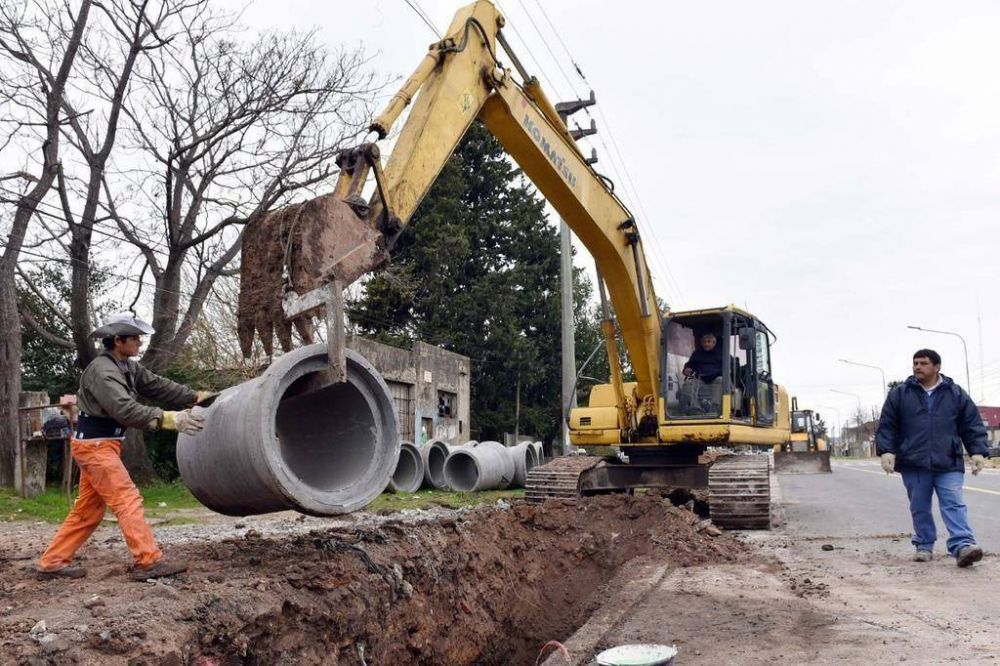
{"left": 509, "top": 441, "right": 536, "bottom": 487}
{"left": 177, "top": 344, "right": 399, "bottom": 516}
{"left": 420, "top": 439, "right": 475, "bottom": 490}
{"left": 444, "top": 441, "right": 515, "bottom": 492}
{"left": 387, "top": 441, "right": 424, "bottom": 493}
{"left": 531, "top": 441, "right": 544, "bottom": 466}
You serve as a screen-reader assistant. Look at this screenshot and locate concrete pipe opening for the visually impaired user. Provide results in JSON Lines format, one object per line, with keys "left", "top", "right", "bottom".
{"left": 510, "top": 441, "right": 535, "bottom": 488}
{"left": 389, "top": 442, "right": 424, "bottom": 493}
{"left": 178, "top": 344, "right": 399, "bottom": 516}
{"left": 445, "top": 450, "right": 480, "bottom": 492}
{"left": 422, "top": 440, "right": 451, "bottom": 490}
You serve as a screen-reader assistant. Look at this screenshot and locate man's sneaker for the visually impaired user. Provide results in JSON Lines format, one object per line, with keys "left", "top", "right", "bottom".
{"left": 35, "top": 565, "right": 86, "bottom": 580}
{"left": 956, "top": 545, "right": 984, "bottom": 568}
{"left": 913, "top": 550, "right": 933, "bottom": 562}
{"left": 131, "top": 559, "right": 188, "bottom": 581}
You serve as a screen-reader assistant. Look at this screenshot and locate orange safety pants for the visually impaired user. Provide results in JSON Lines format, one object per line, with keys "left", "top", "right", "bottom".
{"left": 38, "top": 438, "right": 162, "bottom": 571}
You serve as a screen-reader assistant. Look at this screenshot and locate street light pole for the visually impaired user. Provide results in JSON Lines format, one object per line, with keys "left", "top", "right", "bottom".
{"left": 839, "top": 358, "right": 888, "bottom": 401}
{"left": 817, "top": 403, "right": 842, "bottom": 448}
{"left": 907, "top": 325, "right": 972, "bottom": 394}
{"left": 816, "top": 403, "right": 844, "bottom": 438}
{"left": 831, "top": 388, "right": 865, "bottom": 455}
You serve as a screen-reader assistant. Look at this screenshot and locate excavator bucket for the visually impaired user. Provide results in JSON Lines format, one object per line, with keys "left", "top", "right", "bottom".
{"left": 237, "top": 194, "right": 389, "bottom": 357}
{"left": 773, "top": 450, "right": 832, "bottom": 474}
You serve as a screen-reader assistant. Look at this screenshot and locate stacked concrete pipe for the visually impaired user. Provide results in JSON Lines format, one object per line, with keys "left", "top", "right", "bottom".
{"left": 532, "top": 441, "right": 545, "bottom": 466}
{"left": 420, "top": 439, "right": 475, "bottom": 490}
{"left": 177, "top": 344, "right": 399, "bottom": 516}
{"left": 387, "top": 441, "right": 424, "bottom": 493}
{"left": 509, "top": 441, "right": 536, "bottom": 486}
{"left": 444, "top": 440, "right": 515, "bottom": 492}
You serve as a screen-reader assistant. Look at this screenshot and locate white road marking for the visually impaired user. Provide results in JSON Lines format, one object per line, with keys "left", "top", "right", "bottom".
{"left": 836, "top": 465, "right": 1000, "bottom": 496}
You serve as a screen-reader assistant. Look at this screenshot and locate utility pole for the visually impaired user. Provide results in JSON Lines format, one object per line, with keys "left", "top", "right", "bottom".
{"left": 555, "top": 91, "right": 597, "bottom": 455}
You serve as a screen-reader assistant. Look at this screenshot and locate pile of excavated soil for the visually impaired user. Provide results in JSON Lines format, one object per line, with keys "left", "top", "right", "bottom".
{"left": 0, "top": 494, "right": 750, "bottom": 664}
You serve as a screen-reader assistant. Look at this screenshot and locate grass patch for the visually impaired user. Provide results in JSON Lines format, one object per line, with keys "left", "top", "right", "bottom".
{"left": 367, "top": 488, "right": 525, "bottom": 512}
{"left": 1, "top": 483, "right": 526, "bottom": 523}
{"left": 0, "top": 481, "right": 203, "bottom": 523}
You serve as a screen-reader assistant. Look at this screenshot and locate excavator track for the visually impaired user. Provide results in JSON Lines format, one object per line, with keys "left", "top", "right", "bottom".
{"left": 525, "top": 456, "right": 603, "bottom": 502}
{"left": 708, "top": 455, "right": 772, "bottom": 530}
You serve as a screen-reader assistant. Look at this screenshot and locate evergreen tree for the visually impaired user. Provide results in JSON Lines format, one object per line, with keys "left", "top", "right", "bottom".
{"left": 353, "top": 121, "right": 594, "bottom": 442}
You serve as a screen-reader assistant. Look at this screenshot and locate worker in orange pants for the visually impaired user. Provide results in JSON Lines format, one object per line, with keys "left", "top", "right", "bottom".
{"left": 36, "top": 313, "right": 212, "bottom": 581}
{"left": 38, "top": 439, "right": 163, "bottom": 573}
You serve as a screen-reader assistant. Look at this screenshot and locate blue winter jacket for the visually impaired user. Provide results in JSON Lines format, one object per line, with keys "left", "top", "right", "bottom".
{"left": 876, "top": 374, "right": 988, "bottom": 473}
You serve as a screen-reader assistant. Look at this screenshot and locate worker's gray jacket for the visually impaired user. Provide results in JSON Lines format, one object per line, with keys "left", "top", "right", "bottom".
{"left": 76, "top": 352, "right": 196, "bottom": 437}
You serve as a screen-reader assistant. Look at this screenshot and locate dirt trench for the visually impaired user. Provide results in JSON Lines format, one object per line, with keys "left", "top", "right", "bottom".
{"left": 0, "top": 494, "right": 749, "bottom": 665}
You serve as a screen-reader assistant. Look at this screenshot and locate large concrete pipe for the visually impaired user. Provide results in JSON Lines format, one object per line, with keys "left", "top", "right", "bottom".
{"left": 388, "top": 441, "right": 424, "bottom": 493}
{"left": 177, "top": 344, "right": 399, "bottom": 516}
{"left": 510, "top": 441, "right": 536, "bottom": 487}
{"left": 444, "top": 440, "right": 515, "bottom": 492}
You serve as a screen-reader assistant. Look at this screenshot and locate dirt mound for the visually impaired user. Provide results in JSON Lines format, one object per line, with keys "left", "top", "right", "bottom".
{"left": 1, "top": 494, "right": 750, "bottom": 664}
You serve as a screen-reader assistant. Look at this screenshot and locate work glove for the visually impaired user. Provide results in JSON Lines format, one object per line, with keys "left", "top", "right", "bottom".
{"left": 971, "top": 454, "right": 986, "bottom": 475}
{"left": 880, "top": 452, "right": 896, "bottom": 474}
{"left": 161, "top": 409, "right": 205, "bottom": 435}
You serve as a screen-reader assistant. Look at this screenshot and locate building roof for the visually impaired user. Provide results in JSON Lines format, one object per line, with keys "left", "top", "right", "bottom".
{"left": 980, "top": 406, "right": 1000, "bottom": 428}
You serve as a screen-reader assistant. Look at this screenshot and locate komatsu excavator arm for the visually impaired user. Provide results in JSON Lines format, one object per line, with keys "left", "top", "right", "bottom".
{"left": 237, "top": 0, "right": 662, "bottom": 439}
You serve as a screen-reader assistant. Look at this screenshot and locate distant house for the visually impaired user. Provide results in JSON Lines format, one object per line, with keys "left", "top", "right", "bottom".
{"left": 979, "top": 406, "right": 1000, "bottom": 445}
{"left": 841, "top": 419, "right": 879, "bottom": 458}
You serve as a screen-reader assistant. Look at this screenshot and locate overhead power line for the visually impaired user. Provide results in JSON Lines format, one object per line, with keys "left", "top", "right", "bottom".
{"left": 512, "top": 0, "right": 686, "bottom": 308}
{"left": 401, "top": 0, "right": 442, "bottom": 38}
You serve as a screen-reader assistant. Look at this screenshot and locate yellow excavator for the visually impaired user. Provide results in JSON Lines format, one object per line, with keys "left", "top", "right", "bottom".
{"left": 236, "top": 0, "right": 789, "bottom": 529}
{"left": 773, "top": 398, "right": 832, "bottom": 474}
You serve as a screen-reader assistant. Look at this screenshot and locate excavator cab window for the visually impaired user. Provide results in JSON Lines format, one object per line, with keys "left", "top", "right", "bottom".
{"left": 754, "top": 325, "right": 776, "bottom": 425}
{"left": 662, "top": 315, "right": 724, "bottom": 418}
{"left": 791, "top": 412, "right": 809, "bottom": 433}
{"left": 728, "top": 317, "right": 754, "bottom": 421}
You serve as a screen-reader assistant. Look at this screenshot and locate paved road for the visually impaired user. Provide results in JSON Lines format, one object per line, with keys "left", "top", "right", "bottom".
{"left": 780, "top": 458, "right": 1000, "bottom": 549}
{"left": 560, "top": 459, "right": 1000, "bottom": 664}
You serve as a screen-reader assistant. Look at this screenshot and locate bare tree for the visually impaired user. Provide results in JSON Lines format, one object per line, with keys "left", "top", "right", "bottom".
{"left": 110, "top": 8, "right": 378, "bottom": 373}
{"left": 0, "top": 0, "right": 92, "bottom": 486}
{"left": 2, "top": 0, "right": 380, "bottom": 481}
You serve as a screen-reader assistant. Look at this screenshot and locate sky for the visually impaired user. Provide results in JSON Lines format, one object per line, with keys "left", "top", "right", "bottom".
{"left": 231, "top": 0, "right": 1000, "bottom": 425}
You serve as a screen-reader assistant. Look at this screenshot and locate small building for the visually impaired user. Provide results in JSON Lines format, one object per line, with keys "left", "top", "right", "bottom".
{"left": 979, "top": 406, "right": 1000, "bottom": 445}
{"left": 841, "top": 419, "right": 879, "bottom": 458}
{"left": 347, "top": 336, "right": 471, "bottom": 446}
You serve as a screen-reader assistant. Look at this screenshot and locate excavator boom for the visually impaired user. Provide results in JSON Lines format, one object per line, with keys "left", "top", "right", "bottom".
{"left": 237, "top": 0, "right": 661, "bottom": 436}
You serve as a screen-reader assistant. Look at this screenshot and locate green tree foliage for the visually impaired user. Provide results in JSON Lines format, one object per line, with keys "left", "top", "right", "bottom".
{"left": 353, "top": 121, "right": 601, "bottom": 442}
{"left": 18, "top": 266, "right": 81, "bottom": 399}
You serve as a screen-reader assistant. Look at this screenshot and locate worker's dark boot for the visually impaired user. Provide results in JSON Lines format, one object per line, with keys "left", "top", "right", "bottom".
{"left": 956, "top": 545, "right": 983, "bottom": 568}
{"left": 912, "top": 550, "right": 932, "bottom": 562}
{"left": 131, "top": 559, "right": 188, "bottom": 581}
{"left": 35, "top": 565, "right": 87, "bottom": 580}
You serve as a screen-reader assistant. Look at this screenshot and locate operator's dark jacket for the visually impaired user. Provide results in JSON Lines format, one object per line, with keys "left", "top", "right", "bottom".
{"left": 876, "top": 374, "right": 988, "bottom": 473}
{"left": 683, "top": 346, "right": 723, "bottom": 383}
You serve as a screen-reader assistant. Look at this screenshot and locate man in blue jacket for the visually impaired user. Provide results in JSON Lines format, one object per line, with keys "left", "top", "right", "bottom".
{"left": 876, "top": 349, "right": 988, "bottom": 567}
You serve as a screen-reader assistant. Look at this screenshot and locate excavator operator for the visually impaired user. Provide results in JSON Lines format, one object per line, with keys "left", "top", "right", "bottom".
{"left": 681, "top": 332, "right": 724, "bottom": 415}
{"left": 36, "top": 313, "right": 213, "bottom": 581}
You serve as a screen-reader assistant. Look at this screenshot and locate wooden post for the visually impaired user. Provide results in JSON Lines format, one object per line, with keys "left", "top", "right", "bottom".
{"left": 16, "top": 392, "right": 49, "bottom": 497}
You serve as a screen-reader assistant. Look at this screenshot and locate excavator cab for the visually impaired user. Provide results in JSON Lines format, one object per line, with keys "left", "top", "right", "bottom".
{"left": 660, "top": 307, "right": 782, "bottom": 433}
{"left": 773, "top": 398, "right": 832, "bottom": 474}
